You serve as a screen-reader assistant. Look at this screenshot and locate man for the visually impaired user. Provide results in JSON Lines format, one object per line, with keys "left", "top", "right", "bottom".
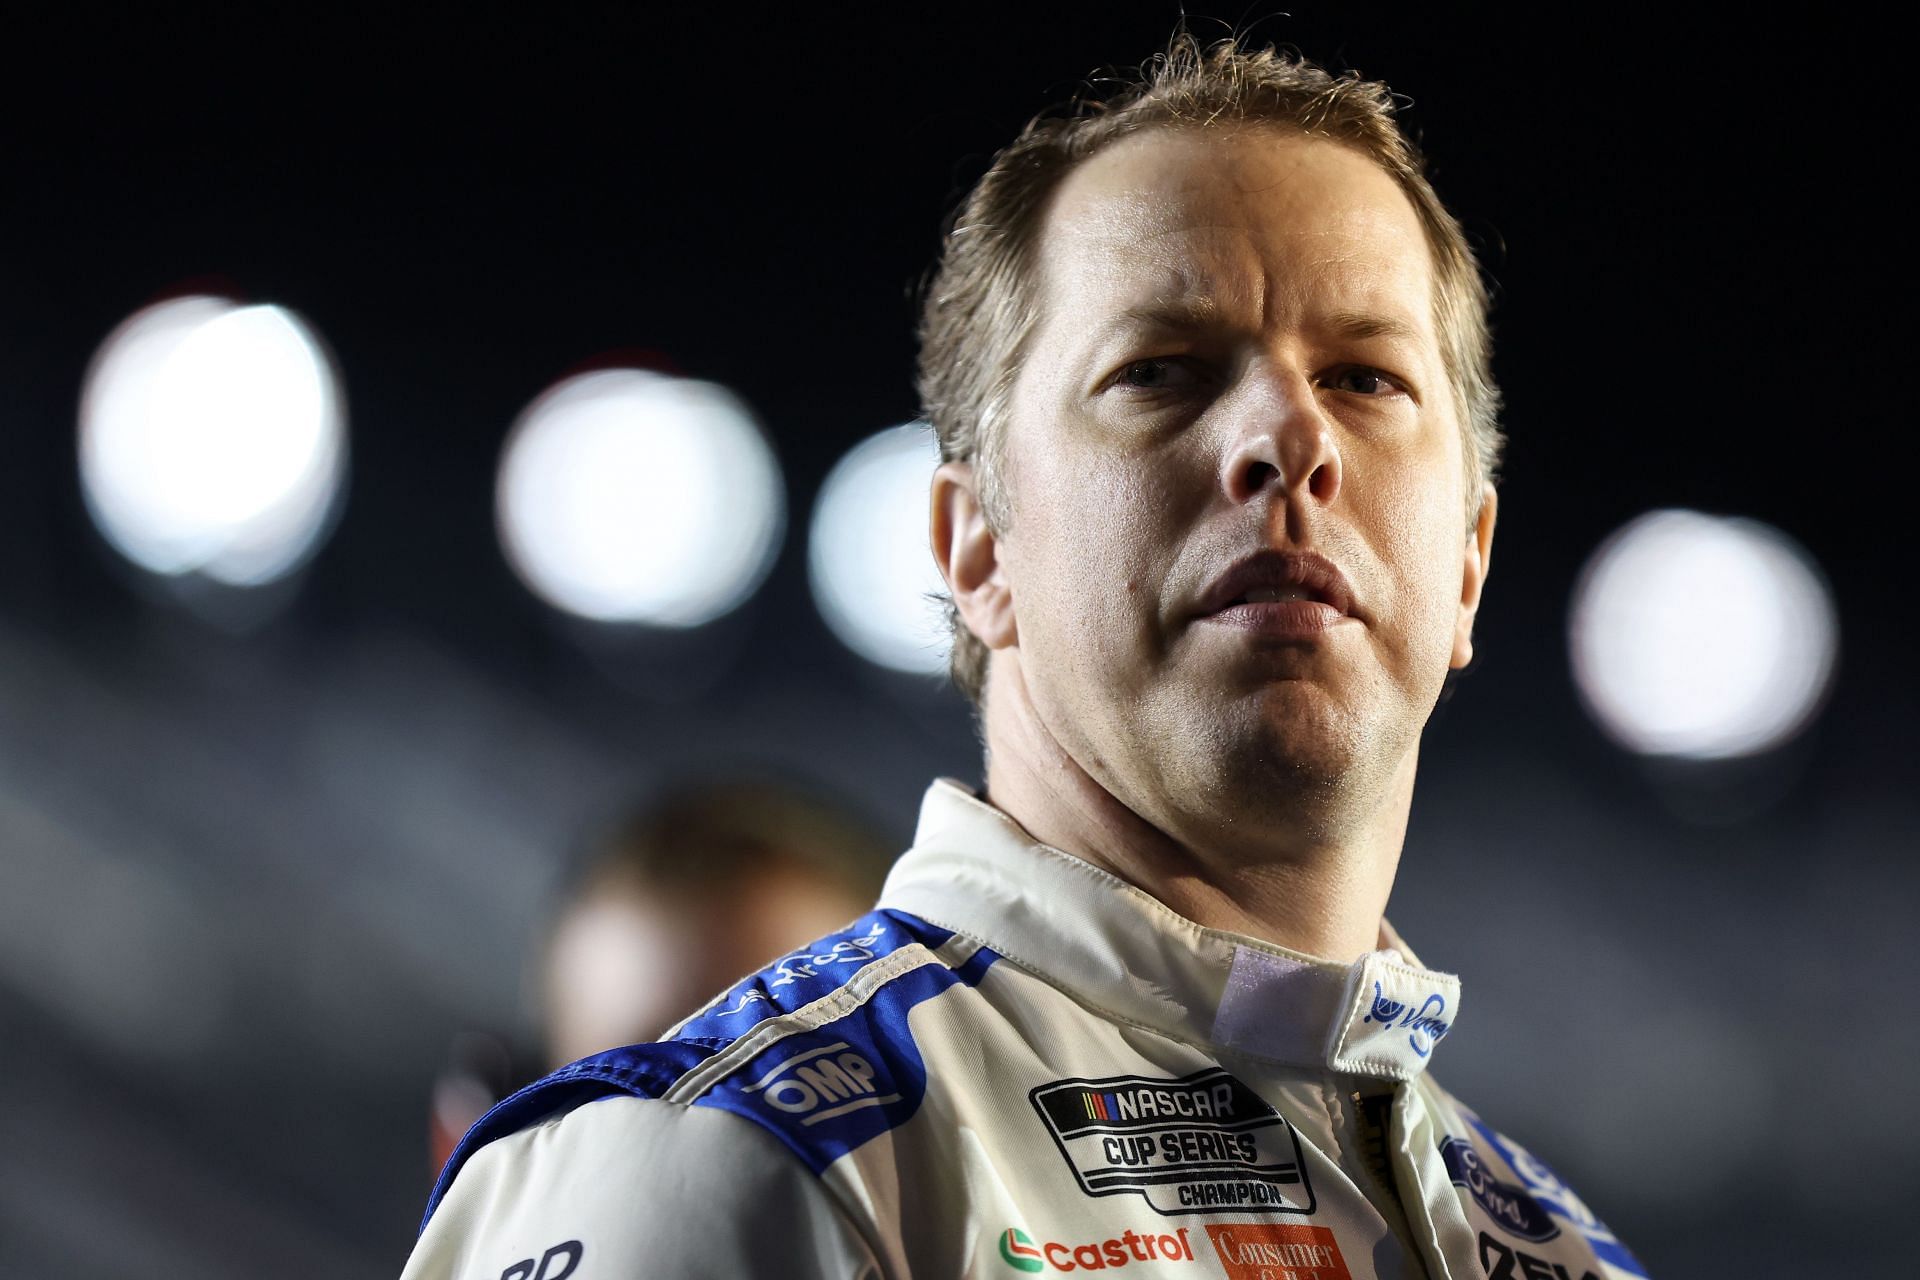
{"left": 403, "top": 37, "right": 1646, "bottom": 1280}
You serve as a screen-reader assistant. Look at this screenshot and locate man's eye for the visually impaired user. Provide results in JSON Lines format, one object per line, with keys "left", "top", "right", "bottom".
{"left": 1324, "top": 366, "right": 1403, "bottom": 396}
{"left": 1112, "top": 358, "right": 1197, "bottom": 391}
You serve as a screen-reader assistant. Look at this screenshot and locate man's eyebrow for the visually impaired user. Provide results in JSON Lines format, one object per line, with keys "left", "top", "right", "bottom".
{"left": 1321, "top": 310, "right": 1425, "bottom": 344}
{"left": 1104, "top": 303, "right": 1425, "bottom": 342}
{"left": 1098, "top": 301, "right": 1428, "bottom": 351}
{"left": 1114, "top": 296, "right": 1223, "bottom": 330}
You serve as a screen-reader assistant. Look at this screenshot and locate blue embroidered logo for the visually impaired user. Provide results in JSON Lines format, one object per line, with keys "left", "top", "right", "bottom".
{"left": 1470, "top": 1118, "right": 1647, "bottom": 1277}
{"left": 767, "top": 922, "right": 889, "bottom": 988}
{"left": 1361, "top": 981, "right": 1451, "bottom": 1058}
{"left": 1439, "top": 1137, "right": 1560, "bottom": 1242}
{"left": 712, "top": 988, "right": 771, "bottom": 1019}
{"left": 709, "top": 921, "right": 890, "bottom": 1018}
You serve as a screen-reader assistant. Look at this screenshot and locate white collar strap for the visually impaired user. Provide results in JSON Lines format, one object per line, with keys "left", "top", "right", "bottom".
{"left": 879, "top": 779, "right": 1460, "bottom": 1082}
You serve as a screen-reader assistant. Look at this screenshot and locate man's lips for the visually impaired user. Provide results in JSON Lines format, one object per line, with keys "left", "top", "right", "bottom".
{"left": 1192, "top": 551, "right": 1359, "bottom": 630}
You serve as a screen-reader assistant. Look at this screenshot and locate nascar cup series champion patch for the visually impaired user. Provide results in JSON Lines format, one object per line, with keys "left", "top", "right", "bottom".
{"left": 1029, "top": 1069, "right": 1314, "bottom": 1216}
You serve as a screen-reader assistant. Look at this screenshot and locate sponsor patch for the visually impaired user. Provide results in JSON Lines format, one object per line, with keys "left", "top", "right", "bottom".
{"left": 999, "top": 1228, "right": 1044, "bottom": 1273}
{"left": 1205, "top": 1224, "right": 1351, "bottom": 1280}
{"left": 1030, "top": 1069, "right": 1313, "bottom": 1217}
{"left": 1326, "top": 950, "right": 1460, "bottom": 1079}
{"left": 997, "top": 1224, "right": 1196, "bottom": 1271}
{"left": 1439, "top": 1137, "right": 1560, "bottom": 1243}
{"left": 498, "top": 1241, "right": 582, "bottom": 1280}
{"left": 743, "top": 1041, "right": 898, "bottom": 1125}
{"left": 708, "top": 920, "right": 895, "bottom": 1020}
{"left": 1468, "top": 1119, "right": 1646, "bottom": 1278}
{"left": 1478, "top": 1232, "right": 1599, "bottom": 1280}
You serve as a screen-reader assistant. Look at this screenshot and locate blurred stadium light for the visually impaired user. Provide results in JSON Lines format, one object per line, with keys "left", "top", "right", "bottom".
{"left": 1569, "top": 509, "right": 1837, "bottom": 759}
{"left": 808, "top": 422, "right": 947, "bottom": 674}
{"left": 78, "top": 295, "right": 348, "bottom": 586}
{"left": 495, "top": 369, "right": 784, "bottom": 627}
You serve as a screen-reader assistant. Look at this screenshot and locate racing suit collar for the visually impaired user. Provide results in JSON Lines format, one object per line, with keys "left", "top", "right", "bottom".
{"left": 879, "top": 779, "right": 1460, "bottom": 1082}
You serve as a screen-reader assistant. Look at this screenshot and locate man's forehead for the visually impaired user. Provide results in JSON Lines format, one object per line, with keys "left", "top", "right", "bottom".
{"left": 1034, "top": 127, "right": 1435, "bottom": 324}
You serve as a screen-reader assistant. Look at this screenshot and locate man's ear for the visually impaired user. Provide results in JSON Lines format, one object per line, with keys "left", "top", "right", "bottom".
{"left": 1450, "top": 483, "right": 1497, "bottom": 671}
{"left": 931, "top": 461, "right": 1017, "bottom": 650}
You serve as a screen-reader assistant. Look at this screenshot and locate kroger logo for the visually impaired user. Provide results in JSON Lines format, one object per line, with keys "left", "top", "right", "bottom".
{"left": 1361, "top": 981, "right": 1451, "bottom": 1058}
{"left": 743, "top": 1041, "right": 898, "bottom": 1126}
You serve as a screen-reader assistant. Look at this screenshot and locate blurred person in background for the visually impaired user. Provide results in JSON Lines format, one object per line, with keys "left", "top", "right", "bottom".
{"left": 406, "top": 33, "right": 1644, "bottom": 1280}
{"left": 537, "top": 781, "right": 890, "bottom": 1069}
{"left": 427, "top": 780, "right": 889, "bottom": 1178}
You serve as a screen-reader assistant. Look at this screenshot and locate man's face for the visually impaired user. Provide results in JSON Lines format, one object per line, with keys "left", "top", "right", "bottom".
{"left": 991, "top": 126, "right": 1494, "bottom": 847}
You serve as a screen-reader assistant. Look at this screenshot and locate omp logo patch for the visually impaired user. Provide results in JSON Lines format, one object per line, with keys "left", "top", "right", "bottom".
{"left": 1440, "top": 1137, "right": 1559, "bottom": 1243}
{"left": 997, "top": 1224, "right": 1196, "bottom": 1271}
{"left": 744, "top": 1041, "right": 897, "bottom": 1125}
{"left": 1205, "top": 1224, "right": 1350, "bottom": 1280}
{"left": 1029, "top": 1070, "right": 1313, "bottom": 1217}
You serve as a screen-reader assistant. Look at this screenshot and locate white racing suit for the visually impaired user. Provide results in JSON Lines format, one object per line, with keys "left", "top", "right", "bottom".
{"left": 405, "top": 781, "right": 1646, "bottom": 1280}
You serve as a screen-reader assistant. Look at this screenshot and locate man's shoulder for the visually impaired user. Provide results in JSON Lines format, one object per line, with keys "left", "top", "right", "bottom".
{"left": 1420, "top": 1081, "right": 1648, "bottom": 1278}
{"left": 421, "top": 908, "right": 999, "bottom": 1231}
{"left": 404, "top": 1091, "right": 885, "bottom": 1279}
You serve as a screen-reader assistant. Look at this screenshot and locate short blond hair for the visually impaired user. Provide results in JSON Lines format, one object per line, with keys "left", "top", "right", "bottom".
{"left": 917, "top": 35, "right": 1503, "bottom": 707}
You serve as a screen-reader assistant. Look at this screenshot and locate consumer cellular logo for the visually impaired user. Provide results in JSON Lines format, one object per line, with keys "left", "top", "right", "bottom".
{"left": 1206, "top": 1224, "right": 1351, "bottom": 1280}
{"left": 996, "top": 1225, "right": 1195, "bottom": 1271}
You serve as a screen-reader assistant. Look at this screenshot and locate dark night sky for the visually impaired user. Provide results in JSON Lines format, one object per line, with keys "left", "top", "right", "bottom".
{"left": 5, "top": 5, "right": 1903, "bottom": 641}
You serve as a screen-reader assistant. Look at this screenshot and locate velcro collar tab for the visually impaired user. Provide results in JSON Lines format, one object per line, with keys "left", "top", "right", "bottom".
{"left": 1326, "top": 951, "right": 1461, "bottom": 1081}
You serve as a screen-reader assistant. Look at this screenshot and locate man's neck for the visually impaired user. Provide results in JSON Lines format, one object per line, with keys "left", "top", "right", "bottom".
{"left": 978, "top": 658, "right": 1413, "bottom": 966}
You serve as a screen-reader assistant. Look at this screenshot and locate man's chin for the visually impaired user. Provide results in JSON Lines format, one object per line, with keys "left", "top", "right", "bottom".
{"left": 1192, "top": 687, "right": 1366, "bottom": 796}
{"left": 1252, "top": 676, "right": 1361, "bottom": 741}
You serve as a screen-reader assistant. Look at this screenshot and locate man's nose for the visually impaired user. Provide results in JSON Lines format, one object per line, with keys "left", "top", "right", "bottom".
{"left": 1218, "top": 367, "right": 1342, "bottom": 510}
